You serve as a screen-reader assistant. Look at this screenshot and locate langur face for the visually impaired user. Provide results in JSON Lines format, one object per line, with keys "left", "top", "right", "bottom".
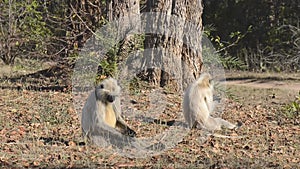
{"left": 95, "top": 78, "right": 121, "bottom": 103}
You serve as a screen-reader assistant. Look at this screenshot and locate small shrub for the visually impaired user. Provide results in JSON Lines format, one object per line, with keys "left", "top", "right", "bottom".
{"left": 283, "top": 91, "right": 300, "bottom": 118}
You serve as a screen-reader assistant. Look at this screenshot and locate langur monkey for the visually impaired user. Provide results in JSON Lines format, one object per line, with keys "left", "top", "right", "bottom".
{"left": 81, "top": 78, "right": 136, "bottom": 140}
{"left": 183, "top": 73, "right": 240, "bottom": 131}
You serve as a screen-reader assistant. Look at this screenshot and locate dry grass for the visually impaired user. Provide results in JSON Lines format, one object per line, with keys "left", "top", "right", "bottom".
{"left": 0, "top": 62, "right": 299, "bottom": 168}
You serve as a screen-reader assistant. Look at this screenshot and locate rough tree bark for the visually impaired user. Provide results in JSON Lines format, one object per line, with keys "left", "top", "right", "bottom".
{"left": 106, "top": 0, "right": 141, "bottom": 64}
{"left": 142, "top": 0, "right": 203, "bottom": 91}
{"left": 107, "top": 0, "right": 140, "bottom": 21}
{"left": 105, "top": 0, "right": 203, "bottom": 91}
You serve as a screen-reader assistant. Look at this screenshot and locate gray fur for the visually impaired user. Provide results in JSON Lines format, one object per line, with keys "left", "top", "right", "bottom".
{"left": 183, "top": 73, "right": 238, "bottom": 131}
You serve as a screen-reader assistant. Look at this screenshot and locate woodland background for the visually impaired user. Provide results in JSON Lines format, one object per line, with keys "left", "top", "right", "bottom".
{"left": 0, "top": 0, "right": 299, "bottom": 168}
{"left": 0, "top": 0, "right": 299, "bottom": 72}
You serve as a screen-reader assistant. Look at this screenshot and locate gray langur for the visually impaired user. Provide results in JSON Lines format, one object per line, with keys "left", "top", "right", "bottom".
{"left": 183, "top": 73, "right": 240, "bottom": 131}
{"left": 81, "top": 77, "right": 136, "bottom": 140}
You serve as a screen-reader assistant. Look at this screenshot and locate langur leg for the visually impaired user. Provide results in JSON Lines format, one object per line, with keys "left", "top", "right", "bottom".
{"left": 116, "top": 121, "right": 137, "bottom": 137}
{"left": 212, "top": 117, "right": 241, "bottom": 130}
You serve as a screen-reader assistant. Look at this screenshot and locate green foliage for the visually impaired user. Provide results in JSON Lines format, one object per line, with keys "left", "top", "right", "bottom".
{"left": 132, "top": 34, "right": 145, "bottom": 51}
{"left": 203, "top": 45, "right": 246, "bottom": 71}
{"left": 203, "top": 27, "right": 247, "bottom": 71}
{"left": 283, "top": 91, "right": 300, "bottom": 119}
{"left": 99, "top": 45, "right": 119, "bottom": 77}
{"left": 220, "top": 56, "right": 246, "bottom": 70}
{"left": 95, "top": 32, "right": 145, "bottom": 80}
{"left": 203, "top": 0, "right": 299, "bottom": 71}
{"left": 98, "top": 59, "right": 117, "bottom": 77}
{"left": 21, "top": 1, "right": 52, "bottom": 39}
{"left": 0, "top": 0, "right": 51, "bottom": 65}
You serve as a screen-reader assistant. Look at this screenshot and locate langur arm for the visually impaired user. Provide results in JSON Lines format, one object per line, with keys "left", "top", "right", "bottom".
{"left": 113, "top": 101, "right": 136, "bottom": 137}
{"left": 116, "top": 121, "right": 136, "bottom": 137}
{"left": 112, "top": 101, "right": 127, "bottom": 125}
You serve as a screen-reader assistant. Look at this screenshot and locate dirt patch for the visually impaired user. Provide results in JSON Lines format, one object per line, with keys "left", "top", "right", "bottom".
{"left": 225, "top": 79, "right": 300, "bottom": 91}
{"left": 224, "top": 71, "right": 300, "bottom": 91}
{"left": 223, "top": 71, "right": 300, "bottom": 108}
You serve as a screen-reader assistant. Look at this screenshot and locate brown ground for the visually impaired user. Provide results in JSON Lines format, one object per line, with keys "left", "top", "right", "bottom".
{"left": 225, "top": 71, "right": 300, "bottom": 91}
{"left": 0, "top": 62, "right": 299, "bottom": 168}
{"left": 224, "top": 71, "right": 300, "bottom": 107}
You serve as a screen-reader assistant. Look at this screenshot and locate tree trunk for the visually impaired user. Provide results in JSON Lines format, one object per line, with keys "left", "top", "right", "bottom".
{"left": 107, "top": 0, "right": 140, "bottom": 21}
{"left": 142, "top": 0, "right": 203, "bottom": 91}
{"left": 106, "top": 0, "right": 141, "bottom": 65}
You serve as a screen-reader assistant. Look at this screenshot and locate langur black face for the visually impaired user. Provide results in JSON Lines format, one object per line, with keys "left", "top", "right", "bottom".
{"left": 95, "top": 78, "right": 121, "bottom": 103}
{"left": 106, "top": 94, "right": 115, "bottom": 102}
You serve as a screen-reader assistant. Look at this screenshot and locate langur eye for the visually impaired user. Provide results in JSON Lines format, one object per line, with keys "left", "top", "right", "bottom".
{"left": 99, "top": 84, "right": 104, "bottom": 89}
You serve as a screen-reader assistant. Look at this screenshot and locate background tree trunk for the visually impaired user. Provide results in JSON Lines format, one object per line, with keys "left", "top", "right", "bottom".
{"left": 142, "top": 0, "right": 203, "bottom": 91}
{"left": 107, "top": 0, "right": 140, "bottom": 21}
{"left": 106, "top": 0, "right": 141, "bottom": 65}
